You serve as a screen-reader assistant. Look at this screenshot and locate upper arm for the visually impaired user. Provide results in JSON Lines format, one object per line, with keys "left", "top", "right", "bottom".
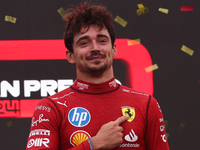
{"left": 26, "top": 98, "right": 62, "bottom": 149}
{"left": 145, "top": 96, "right": 169, "bottom": 150}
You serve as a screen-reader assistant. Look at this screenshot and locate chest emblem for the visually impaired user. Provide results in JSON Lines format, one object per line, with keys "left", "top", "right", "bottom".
{"left": 70, "top": 130, "right": 91, "bottom": 147}
{"left": 121, "top": 106, "right": 135, "bottom": 122}
{"left": 68, "top": 107, "right": 91, "bottom": 127}
{"left": 125, "top": 129, "right": 138, "bottom": 142}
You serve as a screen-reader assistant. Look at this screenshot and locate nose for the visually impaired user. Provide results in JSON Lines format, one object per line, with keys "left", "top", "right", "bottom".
{"left": 91, "top": 40, "right": 100, "bottom": 52}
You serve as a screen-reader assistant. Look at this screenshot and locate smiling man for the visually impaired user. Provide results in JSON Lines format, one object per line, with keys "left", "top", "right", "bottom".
{"left": 67, "top": 25, "right": 117, "bottom": 83}
{"left": 26, "top": 2, "right": 169, "bottom": 150}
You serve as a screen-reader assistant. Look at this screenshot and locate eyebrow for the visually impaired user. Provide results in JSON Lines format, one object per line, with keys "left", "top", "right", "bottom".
{"left": 75, "top": 34, "right": 109, "bottom": 45}
{"left": 75, "top": 36, "right": 89, "bottom": 45}
{"left": 97, "top": 34, "right": 109, "bottom": 39}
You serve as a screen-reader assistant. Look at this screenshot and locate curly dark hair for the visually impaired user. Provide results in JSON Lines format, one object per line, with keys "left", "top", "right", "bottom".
{"left": 63, "top": 2, "right": 115, "bottom": 53}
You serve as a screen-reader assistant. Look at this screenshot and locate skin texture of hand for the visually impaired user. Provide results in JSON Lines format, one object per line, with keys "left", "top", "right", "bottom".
{"left": 91, "top": 115, "right": 129, "bottom": 150}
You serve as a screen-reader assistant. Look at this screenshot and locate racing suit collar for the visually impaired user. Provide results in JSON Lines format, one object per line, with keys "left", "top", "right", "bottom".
{"left": 71, "top": 77, "right": 120, "bottom": 94}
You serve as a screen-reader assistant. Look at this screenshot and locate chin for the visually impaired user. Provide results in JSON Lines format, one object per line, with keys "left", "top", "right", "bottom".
{"left": 86, "top": 63, "right": 108, "bottom": 73}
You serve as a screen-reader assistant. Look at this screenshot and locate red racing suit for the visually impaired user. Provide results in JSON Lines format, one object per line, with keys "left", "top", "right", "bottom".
{"left": 26, "top": 77, "right": 169, "bottom": 150}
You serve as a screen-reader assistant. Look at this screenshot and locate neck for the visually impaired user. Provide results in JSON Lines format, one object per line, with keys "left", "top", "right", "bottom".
{"left": 76, "top": 67, "right": 114, "bottom": 84}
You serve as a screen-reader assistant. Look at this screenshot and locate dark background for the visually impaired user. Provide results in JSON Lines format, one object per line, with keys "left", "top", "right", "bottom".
{"left": 0, "top": 0, "right": 200, "bottom": 149}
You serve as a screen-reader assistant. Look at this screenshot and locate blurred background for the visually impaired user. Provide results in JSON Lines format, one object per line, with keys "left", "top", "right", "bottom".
{"left": 0, "top": 0, "right": 200, "bottom": 149}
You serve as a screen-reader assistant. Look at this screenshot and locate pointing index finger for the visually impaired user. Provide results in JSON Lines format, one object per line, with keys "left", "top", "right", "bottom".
{"left": 115, "top": 115, "right": 129, "bottom": 125}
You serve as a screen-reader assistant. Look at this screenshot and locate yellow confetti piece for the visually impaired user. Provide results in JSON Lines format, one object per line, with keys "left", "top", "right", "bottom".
{"left": 164, "top": 120, "right": 169, "bottom": 131}
{"left": 137, "top": 4, "right": 149, "bottom": 15}
{"left": 178, "top": 121, "right": 186, "bottom": 133}
{"left": 137, "top": 4, "right": 145, "bottom": 9}
{"left": 166, "top": 133, "right": 169, "bottom": 140}
{"left": 145, "top": 64, "right": 159, "bottom": 72}
{"left": 7, "top": 121, "right": 13, "bottom": 127}
{"left": 134, "top": 39, "right": 141, "bottom": 43}
{"left": 181, "top": 45, "right": 194, "bottom": 56}
{"left": 114, "top": 16, "right": 128, "bottom": 27}
{"left": 127, "top": 39, "right": 140, "bottom": 46}
{"left": 5, "top": 15, "right": 17, "bottom": 23}
{"left": 158, "top": 8, "right": 169, "bottom": 14}
{"left": 57, "top": 7, "right": 66, "bottom": 17}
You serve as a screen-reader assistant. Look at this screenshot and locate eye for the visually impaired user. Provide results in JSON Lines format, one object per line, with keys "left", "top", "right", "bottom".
{"left": 79, "top": 40, "right": 90, "bottom": 47}
{"left": 99, "top": 39, "right": 107, "bottom": 44}
{"left": 100, "top": 40, "right": 106, "bottom": 42}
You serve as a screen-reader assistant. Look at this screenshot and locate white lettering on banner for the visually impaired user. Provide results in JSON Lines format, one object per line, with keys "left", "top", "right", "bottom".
{"left": 27, "top": 138, "right": 49, "bottom": 148}
{"left": 35, "top": 105, "right": 51, "bottom": 112}
{"left": 32, "top": 114, "right": 49, "bottom": 127}
{"left": 29, "top": 129, "right": 50, "bottom": 138}
{"left": 0, "top": 80, "right": 20, "bottom": 97}
{"left": 24, "top": 80, "right": 40, "bottom": 97}
{"left": 0, "top": 79, "right": 73, "bottom": 98}
{"left": 40, "top": 80, "right": 57, "bottom": 97}
{"left": 125, "top": 129, "right": 138, "bottom": 142}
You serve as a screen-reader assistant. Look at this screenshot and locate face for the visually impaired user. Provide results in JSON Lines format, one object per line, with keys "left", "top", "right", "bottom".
{"left": 67, "top": 25, "right": 117, "bottom": 76}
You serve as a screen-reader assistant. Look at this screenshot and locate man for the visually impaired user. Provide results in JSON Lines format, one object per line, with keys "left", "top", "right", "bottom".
{"left": 26, "top": 2, "right": 169, "bottom": 150}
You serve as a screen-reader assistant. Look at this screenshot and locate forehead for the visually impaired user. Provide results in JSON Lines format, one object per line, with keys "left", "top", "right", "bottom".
{"left": 73, "top": 25, "right": 110, "bottom": 42}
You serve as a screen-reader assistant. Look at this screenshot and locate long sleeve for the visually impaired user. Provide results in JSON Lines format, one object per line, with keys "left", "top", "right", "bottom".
{"left": 26, "top": 98, "right": 91, "bottom": 150}
{"left": 144, "top": 96, "right": 169, "bottom": 150}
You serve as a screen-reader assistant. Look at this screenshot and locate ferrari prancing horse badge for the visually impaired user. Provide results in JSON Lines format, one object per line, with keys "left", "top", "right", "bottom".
{"left": 121, "top": 106, "right": 135, "bottom": 122}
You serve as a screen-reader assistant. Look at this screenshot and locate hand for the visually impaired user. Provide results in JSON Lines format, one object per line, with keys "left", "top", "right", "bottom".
{"left": 91, "top": 115, "right": 129, "bottom": 150}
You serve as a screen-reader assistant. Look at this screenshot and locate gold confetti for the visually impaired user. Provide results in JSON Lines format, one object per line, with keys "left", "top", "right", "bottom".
{"left": 164, "top": 120, "right": 169, "bottom": 131}
{"left": 127, "top": 39, "right": 140, "bottom": 46}
{"left": 137, "top": 4, "right": 149, "bottom": 15}
{"left": 134, "top": 39, "right": 141, "bottom": 43}
{"left": 166, "top": 133, "right": 169, "bottom": 140}
{"left": 181, "top": 45, "right": 194, "bottom": 56}
{"left": 158, "top": 8, "right": 169, "bottom": 14}
{"left": 114, "top": 16, "right": 128, "bottom": 27}
{"left": 178, "top": 121, "right": 186, "bottom": 133}
{"left": 5, "top": 15, "right": 17, "bottom": 23}
{"left": 145, "top": 64, "right": 159, "bottom": 72}
{"left": 7, "top": 121, "right": 13, "bottom": 127}
{"left": 57, "top": 7, "right": 66, "bottom": 17}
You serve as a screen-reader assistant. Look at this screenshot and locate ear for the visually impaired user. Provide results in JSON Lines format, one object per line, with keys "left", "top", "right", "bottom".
{"left": 66, "top": 50, "right": 75, "bottom": 64}
{"left": 112, "top": 43, "right": 117, "bottom": 57}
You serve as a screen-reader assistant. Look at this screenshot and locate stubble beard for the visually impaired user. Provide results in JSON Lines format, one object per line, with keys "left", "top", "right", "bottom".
{"left": 85, "top": 61, "right": 108, "bottom": 75}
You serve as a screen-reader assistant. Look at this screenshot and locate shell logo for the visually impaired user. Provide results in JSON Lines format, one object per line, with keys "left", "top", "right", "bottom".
{"left": 70, "top": 130, "right": 91, "bottom": 147}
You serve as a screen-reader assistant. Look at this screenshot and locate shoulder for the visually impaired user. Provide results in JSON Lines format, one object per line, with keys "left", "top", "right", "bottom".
{"left": 47, "top": 86, "right": 75, "bottom": 102}
{"left": 119, "top": 85, "right": 150, "bottom": 97}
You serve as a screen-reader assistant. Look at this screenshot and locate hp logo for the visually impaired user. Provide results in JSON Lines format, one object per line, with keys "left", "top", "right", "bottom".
{"left": 68, "top": 107, "right": 91, "bottom": 127}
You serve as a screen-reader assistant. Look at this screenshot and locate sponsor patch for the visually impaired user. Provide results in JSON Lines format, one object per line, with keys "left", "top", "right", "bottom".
{"left": 68, "top": 107, "right": 91, "bottom": 127}
{"left": 161, "top": 134, "right": 167, "bottom": 142}
{"left": 27, "top": 138, "right": 49, "bottom": 148}
{"left": 125, "top": 129, "right": 138, "bottom": 142}
{"left": 119, "top": 143, "right": 140, "bottom": 148}
{"left": 35, "top": 105, "right": 51, "bottom": 112}
{"left": 29, "top": 129, "right": 50, "bottom": 138}
{"left": 70, "top": 130, "right": 91, "bottom": 147}
{"left": 121, "top": 106, "right": 135, "bottom": 122}
{"left": 31, "top": 114, "right": 49, "bottom": 127}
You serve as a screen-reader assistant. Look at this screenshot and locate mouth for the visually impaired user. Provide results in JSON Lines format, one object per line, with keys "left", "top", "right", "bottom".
{"left": 86, "top": 54, "right": 106, "bottom": 61}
